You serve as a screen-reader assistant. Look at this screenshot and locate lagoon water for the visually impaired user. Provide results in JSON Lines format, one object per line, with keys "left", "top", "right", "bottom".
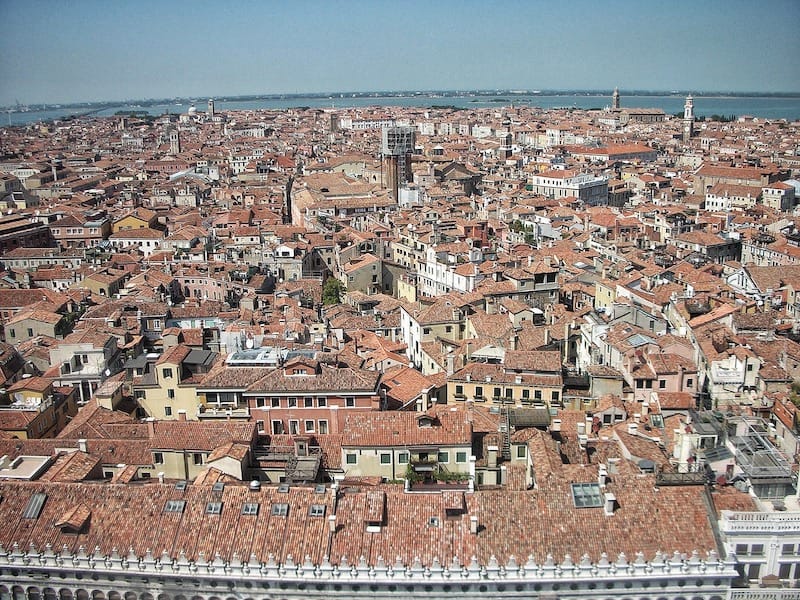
{"left": 5, "top": 94, "right": 800, "bottom": 126}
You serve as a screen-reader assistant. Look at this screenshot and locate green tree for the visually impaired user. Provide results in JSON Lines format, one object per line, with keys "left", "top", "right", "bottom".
{"left": 322, "top": 278, "right": 345, "bottom": 305}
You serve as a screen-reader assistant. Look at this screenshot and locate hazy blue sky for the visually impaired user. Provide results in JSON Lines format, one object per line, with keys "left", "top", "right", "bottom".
{"left": 1, "top": 0, "right": 798, "bottom": 105}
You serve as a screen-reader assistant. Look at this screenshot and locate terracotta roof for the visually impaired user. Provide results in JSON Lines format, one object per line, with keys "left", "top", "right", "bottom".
{"left": 341, "top": 411, "right": 472, "bottom": 447}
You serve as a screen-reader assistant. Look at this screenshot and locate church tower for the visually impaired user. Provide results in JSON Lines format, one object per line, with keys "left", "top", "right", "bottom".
{"left": 208, "top": 98, "right": 215, "bottom": 119}
{"left": 683, "top": 95, "right": 694, "bottom": 142}
{"left": 612, "top": 87, "right": 620, "bottom": 110}
{"left": 169, "top": 129, "right": 181, "bottom": 155}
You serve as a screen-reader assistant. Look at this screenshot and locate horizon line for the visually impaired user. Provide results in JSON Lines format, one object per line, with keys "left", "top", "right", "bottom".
{"left": 5, "top": 88, "right": 800, "bottom": 109}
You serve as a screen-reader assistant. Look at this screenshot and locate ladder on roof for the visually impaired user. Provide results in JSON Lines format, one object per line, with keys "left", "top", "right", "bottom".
{"left": 499, "top": 406, "right": 512, "bottom": 461}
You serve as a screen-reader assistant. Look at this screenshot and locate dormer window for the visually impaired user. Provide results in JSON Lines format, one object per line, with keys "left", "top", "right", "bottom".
{"left": 417, "top": 415, "right": 435, "bottom": 428}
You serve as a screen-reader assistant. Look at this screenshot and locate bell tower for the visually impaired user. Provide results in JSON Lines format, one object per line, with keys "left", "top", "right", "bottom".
{"left": 612, "top": 87, "right": 620, "bottom": 110}
{"left": 683, "top": 95, "right": 694, "bottom": 142}
{"left": 169, "top": 129, "right": 181, "bottom": 155}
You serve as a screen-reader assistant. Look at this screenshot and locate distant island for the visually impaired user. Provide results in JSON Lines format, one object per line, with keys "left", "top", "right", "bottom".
{"left": 4, "top": 88, "right": 800, "bottom": 113}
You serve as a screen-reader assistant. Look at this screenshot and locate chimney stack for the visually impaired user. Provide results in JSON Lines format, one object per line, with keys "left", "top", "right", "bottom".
{"left": 78, "top": 439, "right": 88, "bottom": 453}
{"left": 177, "top": 410, "right": 187, "bottom": 422}
{"left": 470, "top": 515, "right": 478, "bottom": 534}
{"left": 147, "top": 417, "right": 156, "bottom": 438}
{"left": 598, "top": 464, "right": 608, "bottom": 488}
{"left": 603, "top": 492, "right": 616, "bottom": 516}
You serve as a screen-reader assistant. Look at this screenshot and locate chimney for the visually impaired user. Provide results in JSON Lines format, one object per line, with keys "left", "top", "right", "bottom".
{"left": 470, "top": 515, "right": 479, "bottom": 534}
{"left": 329, "top": 405, "right": 339, "bottom": 434}
{"left": 446, "top": 351, "right": 455, "bottom": 376}
{"left": 177, "top": 410, "right": 187, "bottom": 422}
{"left": 544, "top": 327, "right": 551, "bottom": 347}
{"left": 147, "top": 417, "right": 156, "bottom": 438}
{"left": 603, "top": 492, "right": 617, "bottom": 516}
{"left": 627, "top": 423, "right": 638, "bottom": 435}
{"left": 509, "top": 332, "right": 517, "bottom": 351}
{"left": 328, "top": 514, "right": 337, "bottom": 533}
{"left": 158, "top": 472, "right": 165, "bottom": 484}
{"left": 598, "top": 464, "right": 608, "bottom": 488}
{"left": 576, "top": 421, "right": 586, "bottom": 435}
{"left": 551, "top": 419, "right": 561, "bottom": 432}
{"left": 77, "top": 439, "right": 88, "bottom": 453}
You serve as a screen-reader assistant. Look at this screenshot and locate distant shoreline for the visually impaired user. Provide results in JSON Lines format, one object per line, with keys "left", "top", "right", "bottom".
{"left": 4, "top": 89, "right": 800, "bottom": 113}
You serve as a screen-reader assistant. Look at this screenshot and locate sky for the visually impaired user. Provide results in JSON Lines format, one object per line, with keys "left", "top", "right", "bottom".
{"left": 0, "top": 0, "right": 798, "bottom": 106}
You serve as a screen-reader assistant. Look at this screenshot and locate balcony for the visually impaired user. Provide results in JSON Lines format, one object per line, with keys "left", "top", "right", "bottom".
{"left": 720, "top": 511, "right": 800, "bottom": 535}
{"left": 409, "top": 454, "right": 438, "bottom": 468}
{"left": 710, "top": 366, "right": 744, "bottom": 385}
{"left": 197, "top": 405, "right": 250, "bottom": 419}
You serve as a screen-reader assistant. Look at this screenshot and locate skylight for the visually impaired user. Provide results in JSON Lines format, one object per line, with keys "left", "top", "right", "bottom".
{"left": 628, "top": 333, "right": 655, "bottom": 348}
{"left": 164, "top": 500, "right": 186, "bottom": 514}
{"left": 22, "top": 493, "right": 47, "bottom": 519}
{"left": 309, "top": 504, "right": 326, "bottom": 517}
{"left": 570, "top": 483, "right": 603, "bottom": 508}
{"left": 241, "top": 502, "right": 259, "bottom": 516}
{"left": 205, "top": 502, "right": 223, "bottom": 515}
{"left": 271, "top": 503, "right": 289, "bottom": 516}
